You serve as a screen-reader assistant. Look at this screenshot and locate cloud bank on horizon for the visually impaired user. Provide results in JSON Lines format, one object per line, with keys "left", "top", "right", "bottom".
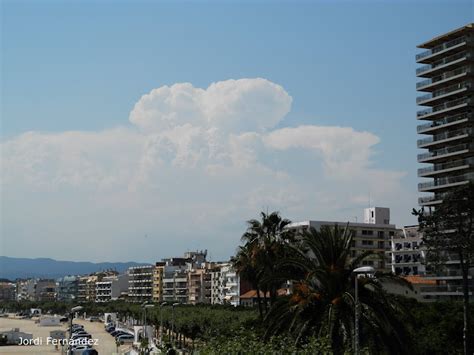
{"left": 1, "top": 78, "right": 410, "bottom": 262}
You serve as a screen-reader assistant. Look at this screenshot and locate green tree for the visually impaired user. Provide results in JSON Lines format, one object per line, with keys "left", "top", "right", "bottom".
{"left": 264, "top": 224, "right": 410, "bottom": 354}
{"left": 232, "top": 243, "right": 265, "bottom": 319}
{"left": 413, "top": 182, "right": 474, "bottom": 355}
{"left": 239, "top": 211, "right": 294, "bottom": 312}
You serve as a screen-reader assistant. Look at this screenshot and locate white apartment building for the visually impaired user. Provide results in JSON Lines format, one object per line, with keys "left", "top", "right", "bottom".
{"left": 16, "top": 279, "right": 36, "bottom": 301}
{"left": 387, "top": 225, "right": 426, "bottom": 276}
{"left": 210, "top": 263, "right": 240, "bottom": 306}
{"left": 289, "top": 207, "right": 399, "bottom": 272}
{"left": 96, "top": 274, "right": 129, "bottom": 303}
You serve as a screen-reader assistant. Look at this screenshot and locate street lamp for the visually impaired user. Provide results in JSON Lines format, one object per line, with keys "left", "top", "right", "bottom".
{"left": 159, "top": 302, "right": 168, "bottom": 345}
{"left": 171, "top": 303, "right": 179, "bottom": 348}
{"left": 68, "top": 306, "right": 83, "bottom": 355}
{"left": 142, "top": 304, "right": 154, "bottom": 342}
{"left": 352, "top": 266, "right": 375, "bottom": 355}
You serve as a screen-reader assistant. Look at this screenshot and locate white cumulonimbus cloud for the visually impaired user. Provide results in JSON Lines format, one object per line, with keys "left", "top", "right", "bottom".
{"left": 0, "top": 78, "right": 410, "bottom": 262}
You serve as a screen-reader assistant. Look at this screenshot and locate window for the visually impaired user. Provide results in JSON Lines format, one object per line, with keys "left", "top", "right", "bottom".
{"left": 378, "top": 231, "right": 385, "bottom": 238}
{"left": 389, "top": 231, "right": 395, "bottom": 236}
{"left": 362, "top": 230, "right": 368, "bottom": 235}
{"left": 367, "top": 230, "right": 374, "bottom": 235}
{"left": 362, "top": 240, "right": 374, "bottom": 246}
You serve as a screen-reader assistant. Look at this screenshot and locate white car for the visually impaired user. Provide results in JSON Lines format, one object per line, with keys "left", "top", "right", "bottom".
{"left": 72, "top": 346, "right": 93, "bottom": 355}
{"left": 116, "top": 334, "right": 134, "bottom": 344}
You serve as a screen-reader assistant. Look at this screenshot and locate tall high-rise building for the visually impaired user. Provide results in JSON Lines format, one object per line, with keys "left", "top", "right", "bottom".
{"left": 416, "top": 24, "right": 474, "bottom": 300}
{"left": 416, "top": 24, "right": 474, "bottom": 207}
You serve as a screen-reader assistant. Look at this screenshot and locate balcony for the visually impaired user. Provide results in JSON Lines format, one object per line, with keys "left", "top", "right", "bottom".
{"left": 418, "top": 194, "right": 445, "bottom": 206}
{"left": 418, "top": 172, "right": 473, "bottom": 192}
{"left": 417, "top": 143, "right": 474, "bottom": 163}
{"left": 420, "top": 285, "right": 472, "bottom": 295}
{"left": 417, "top": 127, "right": 472, "bottom": 148}
{"left": 416, "top": 51, "right": 470, "bottom": 77}
{"left": 425, "top": 270, "right": 473, "bottom": 279}
{"left": 417, "top": 66, "right": 471, "bottom": 91}
{"left": 417, "top": 112, "right": 471, "bottom": 133}
{"left": 418, "top": 157, "right": 474, "bottom": 177}
{"left": 416, "top": 82, "right": 471, "bottom": 105}
{"left": 416, "top": 36, "right": 468, "bottom": 62}
{"left": 417, "top": 97, "right": 471, "bottom": 120}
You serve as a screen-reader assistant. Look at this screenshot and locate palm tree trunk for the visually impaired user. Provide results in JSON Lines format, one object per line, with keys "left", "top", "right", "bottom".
{"left": 460, "top": 254, "right": 471, "bottom": 355}
{"left": 270, "top": 285, "right": 277, "bottom": 305}
{"left": 256, "top": 285, "right": 263, "bottom": 320}
{"left": 262, "top": 289, "right": 269, "bottom": 314}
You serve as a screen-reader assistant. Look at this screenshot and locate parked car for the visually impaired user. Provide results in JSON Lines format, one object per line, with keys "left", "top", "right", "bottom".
{"left": 69, "top": 324, "right": 84, "bottom": 332}
{"left": 81, "top": 349, "right": 98, "bottom": 355}
{"left": 71, "top": 344, "right": 92, "bottom": 353}
{"left": 89, "top": 316, "right": 100, "bottom": 322}
{"left": 106, "top": 326, "right": 115, "bottom": 333}
{"left": 110, "top": 330, "right": 127, "bottom": 337}
{"left": 70, "top": 329, "right": 85, "bottom": 335}
{"left": 116, "top": 334, "right": 134, "bottom": 344}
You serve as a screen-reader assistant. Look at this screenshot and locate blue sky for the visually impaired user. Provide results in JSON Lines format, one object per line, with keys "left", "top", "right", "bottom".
{"left": 1, "top": 0, "right": 472, "bottom": 262}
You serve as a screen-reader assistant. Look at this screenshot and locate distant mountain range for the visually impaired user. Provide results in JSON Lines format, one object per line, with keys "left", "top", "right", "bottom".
{"left": 0, "top": 256, "right": 149, "bottom": 280}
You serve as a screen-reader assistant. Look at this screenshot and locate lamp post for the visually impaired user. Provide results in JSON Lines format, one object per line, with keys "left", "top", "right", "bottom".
{"left": 142, "top": 304, "right": 154, "bottom": 343}
{"left": 352, "top": 266, "right": 375, "bottom": 355}
{"left": 159, "top": 302, "right": 168, "bottom": 345}
{"left": 171, "top": 303, "right": 179, "bottom": 348}
{"left": 68, "top": 306, "right": 83, "bottom": 355}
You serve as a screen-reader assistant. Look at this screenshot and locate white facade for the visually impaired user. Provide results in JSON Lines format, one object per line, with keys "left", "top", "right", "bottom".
{"left": 210, "top": 263, "right": 240, "bottom": 306}
{"left": 364, "top": 207, "right": 390, "bottom": 225}
{"left": 387, "top": 225, "right": 426, "bottom": 276}
{"left": 288, "top": 208, "right": 399, "bottom": 272}
{"left": 96, "top": 274, "right": 129, "bottom": 302}
{"left": 16, "top": 279, "right": 36, "bottom": 301}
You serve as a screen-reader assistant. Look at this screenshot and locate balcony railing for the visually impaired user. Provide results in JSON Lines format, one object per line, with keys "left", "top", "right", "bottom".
{"left": 417, "top": 66, "right": 471, "bottom": 89}
{"left": 417, "top": 112, "right": 471, "bottom": 132}
{"left": 416, "top": 51, "right": 470, "bottom": 76}
{"left": 418, "top": 172, "right": 474, "bottom": 190}
{"left": 428, "top": 270, "right": 472, "bottom": 278}
{"left": 417, "top": 127, "right": 472, "bottom": 147}
{"left": 417, "top": 97, "right": 471, "bottom": 118}
{"left": 420, "top": 285, "right": 470, "bottom": 293}
{"left": 416, "top": 82, "right": 471, "bottom": 104}
{"left": 416, "top": 36, "right": 468, "bottom": 61}
{"left": 418, "top": 157, "right": 474, "bottom": 176}
{"left": 417, "top": 143, "right": 474, "bottom": 162}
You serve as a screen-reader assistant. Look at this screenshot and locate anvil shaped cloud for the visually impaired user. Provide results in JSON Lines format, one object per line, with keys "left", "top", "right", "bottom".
{"left": 1, "top": 78, "right": 408, "bottom": 261}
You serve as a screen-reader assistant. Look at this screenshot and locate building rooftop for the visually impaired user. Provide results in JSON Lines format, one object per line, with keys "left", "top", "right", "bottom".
{"left": 404, "top": 275, "right": 436, "bottom": 285}
{"left": 417, "top": 23, "right": 473, "bottom": 49}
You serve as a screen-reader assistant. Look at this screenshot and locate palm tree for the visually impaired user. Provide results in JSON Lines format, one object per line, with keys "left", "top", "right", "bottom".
{"left": 232, "top": 244, "right": 264, "bottom": 319}
{"left": 264, "top": 224, "right": 410, "bottom": 354}
{"left": 239, "top": 211, "right": 293, "bottom": 309}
